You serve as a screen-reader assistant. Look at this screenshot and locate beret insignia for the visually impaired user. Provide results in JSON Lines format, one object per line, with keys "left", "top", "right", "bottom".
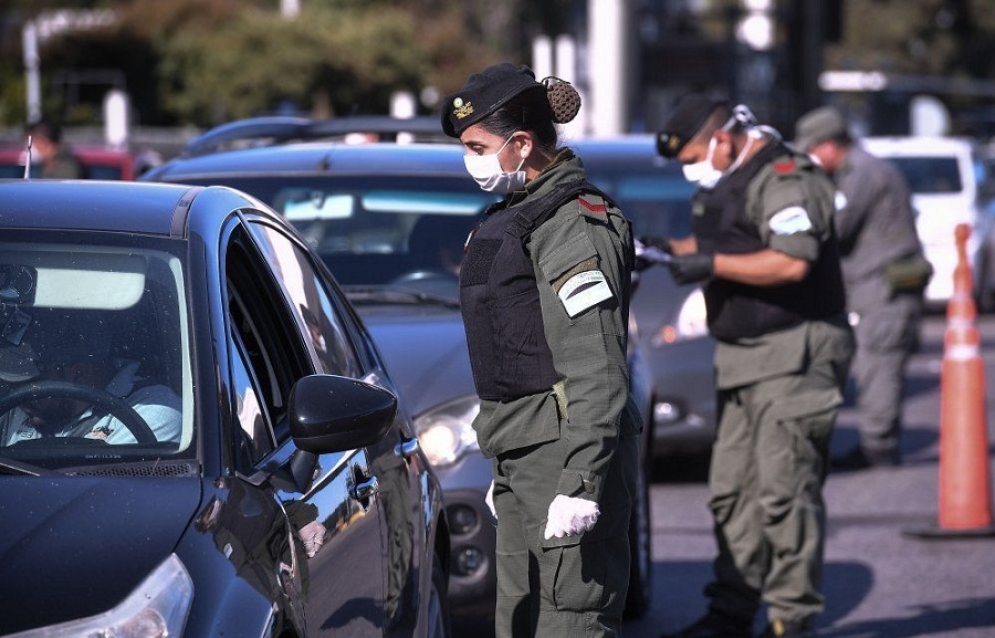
{"left": 452, "top": 97, "right": 474, "bottom": 121}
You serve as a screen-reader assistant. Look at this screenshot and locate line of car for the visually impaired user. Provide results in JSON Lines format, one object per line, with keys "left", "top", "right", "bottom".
{"left": 9, "top": 115, "right": 993, "bottom": 636}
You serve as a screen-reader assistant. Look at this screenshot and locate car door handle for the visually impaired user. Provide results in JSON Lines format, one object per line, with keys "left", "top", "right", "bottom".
{"left": 395, "top": 437, "right": 420, "bottom": 459}
{"left": 350, "top": 475, "right": 379, "bottom": 502}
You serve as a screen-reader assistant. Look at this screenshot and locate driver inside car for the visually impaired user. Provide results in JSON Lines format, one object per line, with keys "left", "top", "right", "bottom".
{"left": 0, "top": 311, "right": 182, "bottom": 446}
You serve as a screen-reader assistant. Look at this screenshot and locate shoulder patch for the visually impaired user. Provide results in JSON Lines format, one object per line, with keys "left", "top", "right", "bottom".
{"left": 578, "top": 194, "right": 608, "bottom": 218}
{"left": 769, "top": 206, "right": 812, "bottom": 235}
{"left": 773, "top": 159, "right": 796, "bottom": 175}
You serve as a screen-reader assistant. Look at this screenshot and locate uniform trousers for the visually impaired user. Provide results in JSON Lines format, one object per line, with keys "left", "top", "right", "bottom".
{"left": 490, "top": 431, "right": 637, "bottom": 638}
{"left": 705, "top": 319, "right": 853, "bottom": 626}
{"left": 850, "top": 292, "right": 922, "bottom": 455}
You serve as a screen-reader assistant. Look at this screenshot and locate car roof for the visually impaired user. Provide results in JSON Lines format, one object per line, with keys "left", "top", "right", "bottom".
{"left": 146, "top": 141, "right": 471, "bottom": 181}
{"left": 0, "top": 179, "right": 238, "bottom": 236}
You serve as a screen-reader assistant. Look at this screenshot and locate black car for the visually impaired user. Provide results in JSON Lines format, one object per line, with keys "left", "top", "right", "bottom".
{"left": 0, "top": 179, "right": 450, "bottom": 638}
{"left": 143, "top": 117, "right": 657, "bottom": 621}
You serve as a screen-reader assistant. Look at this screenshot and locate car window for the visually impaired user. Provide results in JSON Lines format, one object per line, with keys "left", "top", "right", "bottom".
{"left": 0, "top": 240, "right": 192, "bottom": 465}
{"left": 176, "top": 175, "right": 495, "bottom": 287}
{"left": 246, "top": 220, "right": 363, "bottom": 379}
{"left": 224, "top": 224, "right": 314, "bottom": 468}
{"left": 885, "top": 157, "right": 963, "bottom": 194}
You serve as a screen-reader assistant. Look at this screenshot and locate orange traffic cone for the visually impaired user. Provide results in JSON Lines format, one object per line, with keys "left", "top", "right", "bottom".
{"left": 907, "top": 223, "right": 995, "bottom": 538}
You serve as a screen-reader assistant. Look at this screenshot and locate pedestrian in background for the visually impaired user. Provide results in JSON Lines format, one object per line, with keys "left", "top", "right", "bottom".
{"left": 794, "top": 105, "right": 930, "bottom": 470}
{"left": 24, "top": 119, "right": 85, "bottom": 179}
{"left": 441, "top": 62, "right": 640, "bottom": 638}
{"left": 646, "top": 94, "right": 854, "bottom": 638}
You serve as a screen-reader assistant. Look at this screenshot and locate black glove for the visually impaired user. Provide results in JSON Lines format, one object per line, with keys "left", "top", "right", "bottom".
{"left": 637, "top": 235, "right": 671, "bottom": 252}
{"left": 634, "top": 235, "right": 672, "bottom": 272}
{"left": 666, "top": 252, "right": 713, "bottom": 285}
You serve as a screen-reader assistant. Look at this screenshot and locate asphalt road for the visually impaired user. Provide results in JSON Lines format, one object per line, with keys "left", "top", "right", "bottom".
{"left": 453, "top": 313, "right": 995, "bottom": 637}
{"left": 627, "top": 313, "right": 995, "bottom": 638}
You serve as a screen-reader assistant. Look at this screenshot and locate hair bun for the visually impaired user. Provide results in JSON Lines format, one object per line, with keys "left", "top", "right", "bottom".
{"left": 543, "top": 77, "right": 581, "bottom": 124}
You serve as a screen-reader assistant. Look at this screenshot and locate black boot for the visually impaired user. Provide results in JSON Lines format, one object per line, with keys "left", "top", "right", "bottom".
{"left": 758, "top": 618, "right": 815, "bottom": 638}
{"left": 658, "top": 612, "right": 753, "bottom": 638}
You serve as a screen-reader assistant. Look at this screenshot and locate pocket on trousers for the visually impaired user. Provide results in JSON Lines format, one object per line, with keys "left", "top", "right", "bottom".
{"left": 544, "top": 544, "right": 606, "bottom": 612}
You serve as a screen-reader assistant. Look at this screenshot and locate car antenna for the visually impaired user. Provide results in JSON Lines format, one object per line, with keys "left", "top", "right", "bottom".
{"left": 23, "top": 135, "right": 32, "bottom": 179}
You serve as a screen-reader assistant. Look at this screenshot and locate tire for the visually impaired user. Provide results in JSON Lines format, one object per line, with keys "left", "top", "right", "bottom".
{"left": 426, "top": 553, "right": 453, "bottom": 638}
{"left": 623, "top": 434, "right": 653, "bottom": 619}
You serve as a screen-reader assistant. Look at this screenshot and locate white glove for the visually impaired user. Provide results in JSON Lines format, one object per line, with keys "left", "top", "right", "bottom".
{"left": 543, "top": 494, "right": 600, "bottom": 540}
{"left": 299, "top": 520, "right": 327, "bottom": 558}
{"left": 485, "top": 480, "right": 497, "bottom": 520}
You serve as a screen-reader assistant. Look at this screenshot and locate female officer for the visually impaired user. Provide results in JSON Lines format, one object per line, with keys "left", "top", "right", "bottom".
{"left": 441, "top": 63, "right": 639, "bottom": 638}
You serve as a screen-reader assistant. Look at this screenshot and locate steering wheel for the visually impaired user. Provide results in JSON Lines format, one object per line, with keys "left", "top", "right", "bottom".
{"left": 0, "top": 381, "right": 156, "bottom": 444}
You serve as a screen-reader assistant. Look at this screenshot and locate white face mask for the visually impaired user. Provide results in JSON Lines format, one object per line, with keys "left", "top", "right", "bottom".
{"left": 463, "top": 135, "right": 526, "bottom": 194}
{"left": 682, "top": 130, "right": 759, "bottom": 189}
{"left": 682, "top": 136, "right": 723, "bottom": 188}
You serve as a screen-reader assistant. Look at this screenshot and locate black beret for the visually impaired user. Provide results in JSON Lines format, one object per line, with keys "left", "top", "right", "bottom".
{"left": 656, "top": 93, "right": 728, "bottom": 158}
{"left": 441, "top": 63, "right": 543, "bottom": 138}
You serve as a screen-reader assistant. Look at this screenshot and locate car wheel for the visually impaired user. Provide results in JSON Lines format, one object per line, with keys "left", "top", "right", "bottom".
{"left": 623, "top": 439, "right": 653, "bottom": 619}
{"left": 426, "top": 553, "right": 453, "bottom": 638}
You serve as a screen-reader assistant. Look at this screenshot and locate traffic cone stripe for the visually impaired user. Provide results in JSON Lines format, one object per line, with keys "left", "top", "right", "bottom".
{"left": 945, "top": 344, "right": 980, "bottom": 361}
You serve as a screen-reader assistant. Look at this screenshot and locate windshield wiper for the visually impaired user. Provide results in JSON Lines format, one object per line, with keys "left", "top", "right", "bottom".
{"left": 0, "top": 455, "right": 55, "bottom": 476}
{"left": 343, "top": 286, "right": 460, "bottom": 309}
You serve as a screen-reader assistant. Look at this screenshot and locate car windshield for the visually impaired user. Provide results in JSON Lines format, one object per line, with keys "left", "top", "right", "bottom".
{"left": 182, "top": 175, "right": 498, "bottom": 299}
{"left": 0, "top": 239, "right": 193, "bottom": 472}
{"left": 885, "top": 156, "right": 963, "bottom": 194}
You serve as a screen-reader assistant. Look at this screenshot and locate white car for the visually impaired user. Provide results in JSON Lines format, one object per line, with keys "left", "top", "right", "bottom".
{"left": 861, "top": 136, "right": 984, "bottom": 306}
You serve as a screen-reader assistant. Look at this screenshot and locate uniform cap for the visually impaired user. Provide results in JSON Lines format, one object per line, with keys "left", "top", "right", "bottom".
{"left": 656, "top": 93, "right": 728, "bottom": 158}
{"left": 441, "top": 63, "right": 544, "bottom": 138}
{"left": 794, "top": 106, "right": 848, "bottom": 152}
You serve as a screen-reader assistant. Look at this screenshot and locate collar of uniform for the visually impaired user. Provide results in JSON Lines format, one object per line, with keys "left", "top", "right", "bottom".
{"left": 507, "top": 148, "right": 582, "bottom": 207}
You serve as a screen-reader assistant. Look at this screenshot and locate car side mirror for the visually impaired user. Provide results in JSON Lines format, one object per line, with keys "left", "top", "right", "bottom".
{"left": 288, "top": 374, "right": 397, "bottom": 454}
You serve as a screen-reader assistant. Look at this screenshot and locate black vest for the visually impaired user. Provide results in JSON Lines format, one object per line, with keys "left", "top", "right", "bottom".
{"left": 694, "top": 143, "right": 846, "bottom": 341}
{"left": 459, "top": 180, "right": 611, "bottom": 401}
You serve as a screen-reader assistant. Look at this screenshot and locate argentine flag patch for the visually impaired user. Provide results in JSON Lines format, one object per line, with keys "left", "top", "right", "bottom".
{"left": 558, "top": 270, "right": 613, "bottom": 317}
{"left": 769, "top": 206, "right": 812, "bottom": 235}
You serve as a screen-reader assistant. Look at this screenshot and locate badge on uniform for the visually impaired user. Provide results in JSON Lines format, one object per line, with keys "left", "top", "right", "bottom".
{"left": 769, "top": 206, "right": 812, "bottom": 235}
{"left": 557, "top": 270, "right": 613, "bottom": 317}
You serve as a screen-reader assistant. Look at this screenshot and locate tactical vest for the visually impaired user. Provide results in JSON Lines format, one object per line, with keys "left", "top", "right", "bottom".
{"left": 459, "top": 179, "right": 613, "bottom": 402}
{"left": 694, "top": 143, "right": 846, "bottom": 341}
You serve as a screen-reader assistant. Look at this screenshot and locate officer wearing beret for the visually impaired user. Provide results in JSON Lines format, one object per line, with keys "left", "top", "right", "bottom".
{"left": 795, "top": 106, "right": 928, "bottom": 470}
{"left": 647, "top": 95, "right": 855, "bottom": 638}
{"left": 442, "top": 62, "right": 640, "bottom": 638}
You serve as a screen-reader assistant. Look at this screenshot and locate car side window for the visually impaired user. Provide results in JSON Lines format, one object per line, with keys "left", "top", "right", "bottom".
{"left": 246, "top": 220, "right": 364, "bottom": 379}
{"left": 224, "top": 224, "right": 314, "bottom": 469}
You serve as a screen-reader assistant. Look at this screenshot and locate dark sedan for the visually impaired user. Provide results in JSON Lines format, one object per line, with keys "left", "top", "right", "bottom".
{"left": 143, "top": 118, "right": 657, "bottom": 621}
{"left": 0, "top": 180, "right": 450, "bottom": 638}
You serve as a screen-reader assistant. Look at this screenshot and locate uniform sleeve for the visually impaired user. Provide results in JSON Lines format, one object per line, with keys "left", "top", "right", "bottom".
{"left": 750, "top": 163, "right": 831, "bottom": 262}
{"left": 529, "top": 195, "right": 633, "bottom": 503}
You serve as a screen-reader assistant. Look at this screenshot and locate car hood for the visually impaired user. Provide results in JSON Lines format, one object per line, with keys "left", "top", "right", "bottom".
{"left": 360, "top": 310, "right": 477, "bottom": 417}
{"left": 0, "top": 475, "right": 202, "bottom": 633}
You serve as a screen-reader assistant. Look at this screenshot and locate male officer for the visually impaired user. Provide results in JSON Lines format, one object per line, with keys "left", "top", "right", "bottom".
{"left": 648, "top": 94, "right": 854, "bottom": 638}
{"left": 795, "top": 105, "right": 929, "bottom": 469}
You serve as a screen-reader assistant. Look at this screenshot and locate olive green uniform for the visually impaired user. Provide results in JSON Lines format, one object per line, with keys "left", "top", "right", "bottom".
{"left": 702, "top": 152, "right": 855, "bottom": 627}
{"left": 470, "top": 151, "right": 640, "bottom": 638}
